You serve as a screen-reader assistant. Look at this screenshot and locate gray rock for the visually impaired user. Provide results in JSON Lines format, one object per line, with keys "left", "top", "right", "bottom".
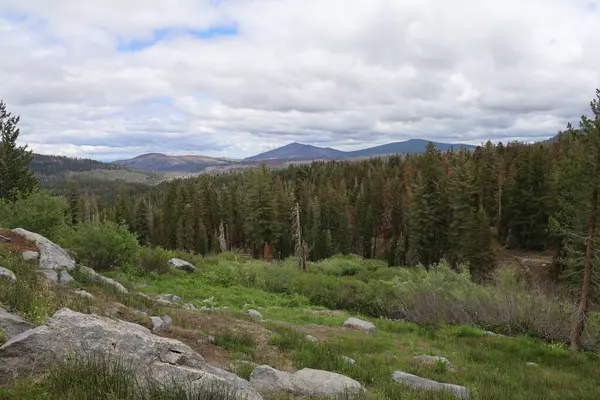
{"left": 248, "top": 309, "right": 263, "bottom": 319}
{"left": 160, "top": 294, "right": 182, "bottom": 303}
{"left": 12, "top": 228, "right": 75, "bottom": 271}
{"left": 306, "top": 335, "right": 318, "bottom": 342}
{"left": 483, "top": 331, "right": 507, "bottom": 338}
{"left": 343, "top": 317, "right": 376, "bottom": 333}
{"left": 151, "top": 316, "right": 173, "bottom": 332}
{"left": 0, "top": 308, "right": 262, "bottom": 400}
{"left": 80, "top": 266, "right": 128, "bottom": 293}
{"left": 526, "top": 362, "right": 539, "bottom": 367}
{"left": 183, "top": 303, "right": 199, "bottom": 311}
{"left": 41, "top": 270, "right": 74, "bottom": 285}
{"left": 250, "top": 365, "right": 364, "bottom": 398}
{"left": 412, "top": 355, "right": 452, "bottom": 368}
{"left": 0, "top": 235, "right": 11, "bottom": 243}
{"left": 0, "top": 307, "right": 34, "bottom": 342}
{"left": 203, "top": 297, "right": 215, "bottom": 303}
{"left": 74, "top": 289, "right": 94, "bottom": 299}
{"left": 392, "top": 371, "right": 469, "bottom": 399}
{"left": 0, "top": 267, "right": 16, "bottom": 285}
{"left": 22, "top": 251, "right": 39, "bottom": 261}
{"left": 341, "top": 356, "right": 356, "bottom": 365}
{"left": 168, "top": 258, "right": 197, "bottom": 273}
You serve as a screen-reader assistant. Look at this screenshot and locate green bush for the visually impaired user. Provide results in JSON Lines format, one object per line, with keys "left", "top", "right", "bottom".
{"left": 0, "top": 191, "right": 66, "bottom": 239}
{"left": 138, "top": 246, "right": 171, "bottom": 274}
{"left": 69, "top": 220, "right": 139, "bottom": 271}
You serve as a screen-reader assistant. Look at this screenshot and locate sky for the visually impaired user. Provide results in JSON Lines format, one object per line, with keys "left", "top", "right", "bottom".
{"left": 1, "top": 0, "right": 599, "bottom": 161}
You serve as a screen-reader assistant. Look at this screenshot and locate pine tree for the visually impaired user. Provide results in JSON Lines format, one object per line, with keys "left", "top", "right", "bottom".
{"left": 134, "top": 197, "right": 151, "bottom": 245}
{"left": 408, "top": 143, "right": 449, "bottom": 266}
{"left": 291, "top": 202, "right": 308, "bottom": 270}
{"left": 0, "top": 100, "right": 37, "bottom": 200}
{"left": 65, "top": 180, "right": 81, "bottom": 225}
{"left": 244, "top": 165, "right": 280, "bottom": 257}
{"left": 551, "top": 89, "right": 600, "bottom": 352}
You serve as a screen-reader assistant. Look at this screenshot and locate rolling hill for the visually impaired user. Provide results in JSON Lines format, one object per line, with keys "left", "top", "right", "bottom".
{"left": 346, "top": 139, "right": 476, "bottom": 158}
{"left": 112, "top": 153, "right": 234, "bottom": 172}
{"left": 244, "top": 142, "right": 346, "bottom": 161}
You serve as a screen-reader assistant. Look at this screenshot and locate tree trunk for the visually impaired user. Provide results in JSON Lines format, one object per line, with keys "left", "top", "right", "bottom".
{"left": 570, "top": 148, "right": 600, "bottom": 352}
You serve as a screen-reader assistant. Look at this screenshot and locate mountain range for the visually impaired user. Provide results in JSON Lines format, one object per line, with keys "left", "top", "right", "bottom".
{"left": 31, "top": 139, "right": 480, "bottom": 180}
{"left": 245, "top": 139, "right": 476, "bottom": 161}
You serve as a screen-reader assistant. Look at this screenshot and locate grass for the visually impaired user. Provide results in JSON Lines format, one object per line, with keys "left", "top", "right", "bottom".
{"left": 262, "top": 317, "right": 600, "bottom": 400}
{"left": 213, "top": 331, "right": 255, "bottom": 354}
{"left": 0, "top": 354, "right": 240, "bottom": 400}
{"left": 2, "top": 244, "right": 599, "bottom": 399}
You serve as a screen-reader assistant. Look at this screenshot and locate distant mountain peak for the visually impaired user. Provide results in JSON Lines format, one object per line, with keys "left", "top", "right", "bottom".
{"left": 245, "top": 142, "right": 346, "bottom": 161}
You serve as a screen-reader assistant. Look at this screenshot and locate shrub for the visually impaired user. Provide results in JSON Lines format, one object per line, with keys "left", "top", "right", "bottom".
{"left": 138, "top": 246, "right": 171, "bottom": 274}
{"left": 0, "top": 191, "right": 66, "bottom": 239}
{"left": 69, "top": 220, "right": 139, "bottom": 271}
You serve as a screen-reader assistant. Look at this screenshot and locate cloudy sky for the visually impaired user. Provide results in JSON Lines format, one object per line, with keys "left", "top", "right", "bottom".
{"left": 1, "top": 0, "right": 599, "bottom": 160}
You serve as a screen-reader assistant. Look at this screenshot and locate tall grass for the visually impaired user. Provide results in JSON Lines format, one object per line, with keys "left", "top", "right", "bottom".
{"left": 0, "top": 354, "right": 240, "bottom": 400}
{"left": 0, "top": 256, "right": 92, "bottom": 324}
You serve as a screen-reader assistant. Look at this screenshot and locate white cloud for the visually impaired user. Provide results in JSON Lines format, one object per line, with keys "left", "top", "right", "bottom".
{"left": 1, "top": 0, "right": 599, "bottom": 160}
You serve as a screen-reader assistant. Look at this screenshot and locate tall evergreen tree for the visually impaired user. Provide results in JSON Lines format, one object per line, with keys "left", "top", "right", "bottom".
{"left": 0, "top": 100, "right": 37, "bottom": 200}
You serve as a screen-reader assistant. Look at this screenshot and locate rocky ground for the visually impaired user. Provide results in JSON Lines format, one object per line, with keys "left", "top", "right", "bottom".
{"left": 0, "top": 228, "right": 599, "bottom": 399}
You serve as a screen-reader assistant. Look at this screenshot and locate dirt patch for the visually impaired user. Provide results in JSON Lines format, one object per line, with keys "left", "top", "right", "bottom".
{"left": 0, "top": 230, "right": 38, "bottom": 253}
{"left": 162, "top": 309, "right": 293, "bottom": 371}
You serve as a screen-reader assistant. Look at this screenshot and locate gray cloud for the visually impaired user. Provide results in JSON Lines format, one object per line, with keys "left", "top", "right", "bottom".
{"left": 1, "top": 0, "right": 599, "bottom": 160}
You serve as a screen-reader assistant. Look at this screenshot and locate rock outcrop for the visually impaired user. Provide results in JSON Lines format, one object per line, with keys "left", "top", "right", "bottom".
{"left": 0, "top": 307, "right": 34, "bottom": 342}
{"left": 248, "top": 309, "right": 263, "bottom": 319}
{"left": 343, "top": 317, "right": 376, "bottom": 333}
{"left": 250, "top": 365, "right": 364, "bottom": 398}
{"left": 21, "top": 251, "right": 39, "bottom": 261}
{"left": 41, "top": 270, "right": 74, "bottom": 285}
{"left": 151, "top": 315, "right": 172, "bottom": 332}
{"left": 12, "top": 229, "right": 75, "bottom": 271}
{"left": 168, "top": 258, "right": 197, "bottom": 273}
{"left": 0, "top": 308, "right": 262, "bottom": 400}
{"left": 0, "top": 267, "right": 16, "bottom": 285}
{"left": 392, "top": 371, "right": 469, "bottom": 399}
{"left": 79, "top": 266, "right": 128, "bottom": 293}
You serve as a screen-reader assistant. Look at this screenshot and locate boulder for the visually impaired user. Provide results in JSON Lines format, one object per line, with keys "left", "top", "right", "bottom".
{"left": 74, "top": 289, "right": 94, "bottom": 299}
{"left": 80, "top": 266, "right": 128, "bottom": 293}
{"left": 203, "top": 297, "right": 215, "bottom": 303}
{"left": 12, "top": 228, "right": 75, "bottom": 271}
{"left": 248, "top": 309, "right": 263, "bottom": 319}
{"left": 306, "top": 335, "right": 318, "bottom": 342}
{"left": 0, "top": 307, "right": 34, "bottom": 342}
{"left": 151, "top": 316, "right": 173, "bottom": 332}
{"left": 0, "top": 267, "right": 16, "bottom": 285}
{"left": 159, "top": 294, "right": 182, "bottom": 303}
{"left": 526, "top": 362, "right": 539, "bottom": 367}
{"left": 341, "top": 356, "right": 356, "bottom": 365}
{"left": 412, "top": 355, "right": 452, "bottom": 368}
{"left": 183, "top": 303, "right": 199, "bottom": 311}
{"left": 22, "top": 251, "right": 39, "bottom": 261}
{"left": 250, "top": 365, "right": 364, "bottom": 398}
{"left": 343, "top": 317, "right": 376, "bottom": 333}
{"left": 392, "top": 371, "right": 469, "bottom": 399}
{"left": 41, "top": 270, "right": 74, "bottom": 285}
{"left": 0, "top": 308, "right": 262, "bottom": 400}
{"left": 168, "top": 258, "right": 196, "bottom": 273}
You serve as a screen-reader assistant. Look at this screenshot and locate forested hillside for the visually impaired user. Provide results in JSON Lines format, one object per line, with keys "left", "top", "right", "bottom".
{"left": 65, "top": 129, "right": 591, "bottom": 290}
